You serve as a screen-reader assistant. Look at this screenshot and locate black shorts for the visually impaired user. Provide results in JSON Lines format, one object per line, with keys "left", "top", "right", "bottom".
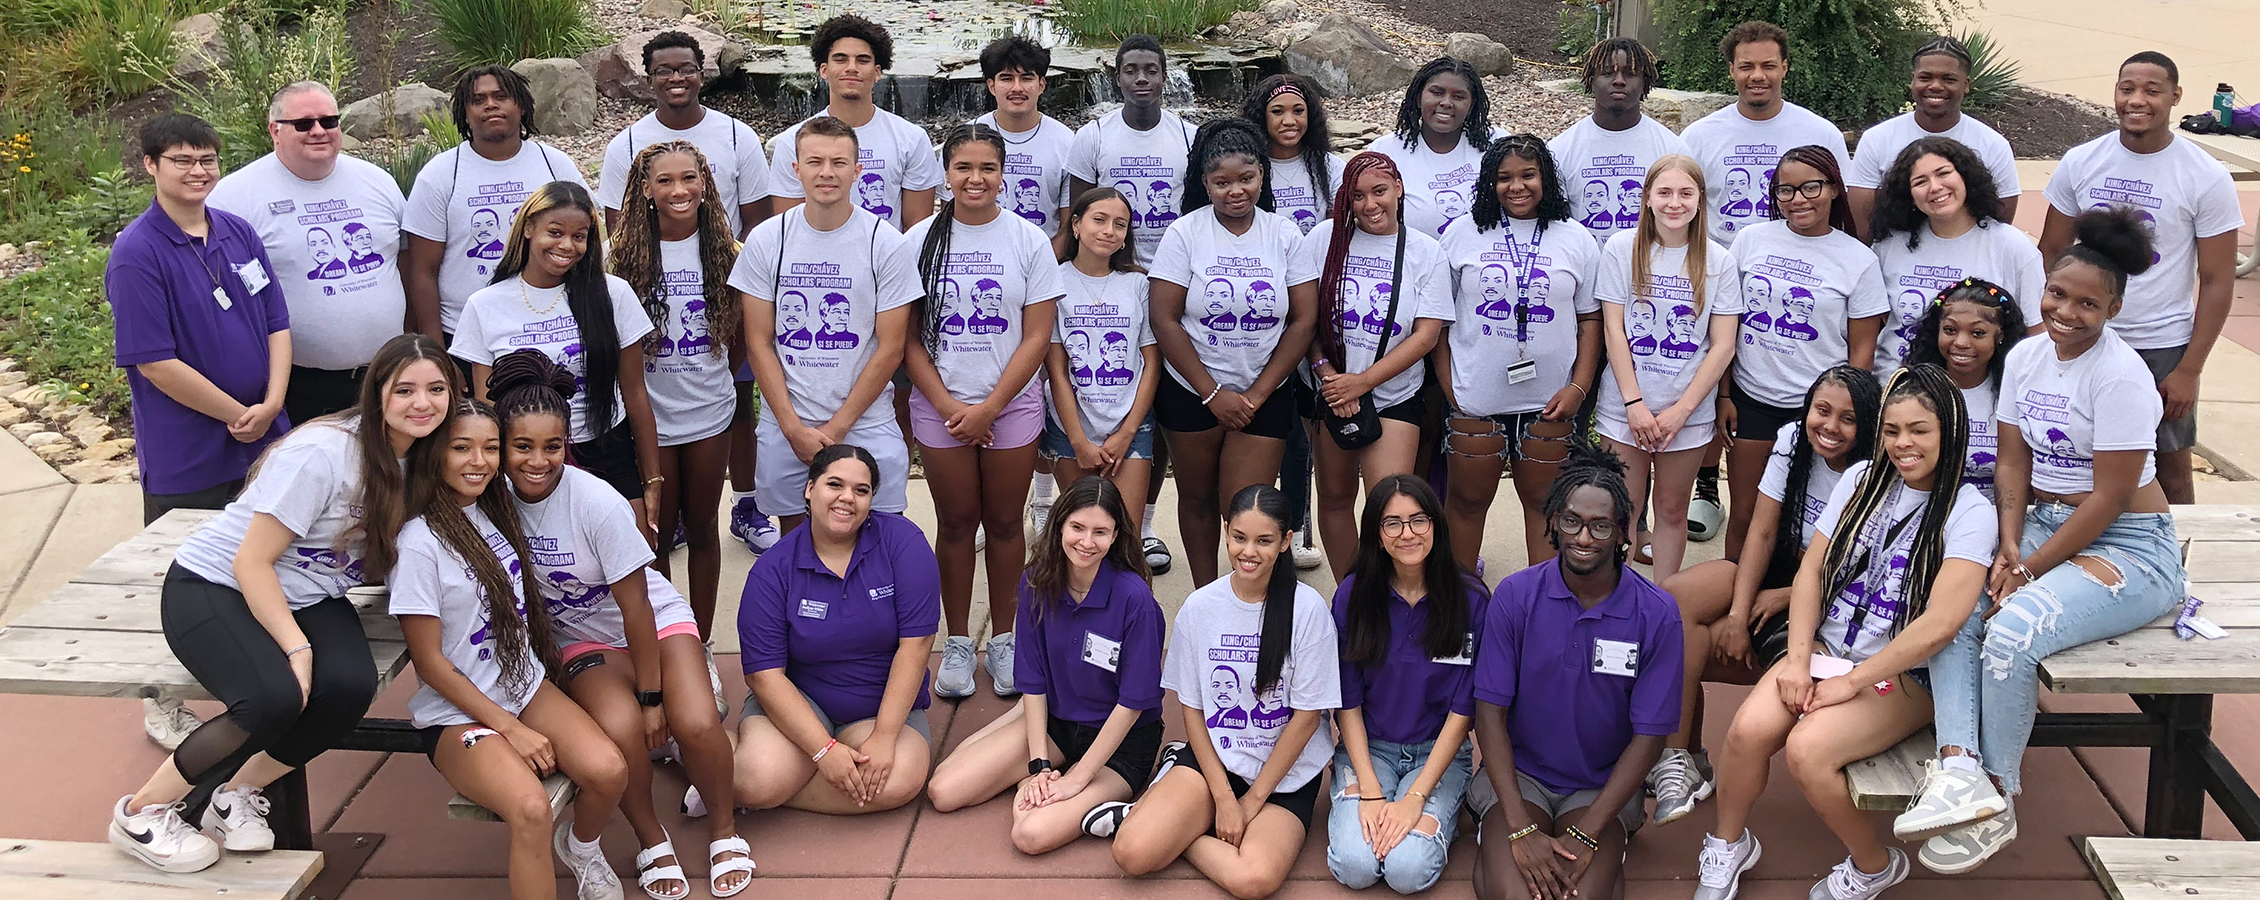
{"left": 1049, "top": 716, "right": 1164, "bottom": 795}
{"left": 285, "top": 365, "right": 367, "bottom": 429}
{"left": 1163, "top": 742, "right": 1321, "bottom": 829}
{"left": 1729, "top": 379, "right": 1803, "bottom": 443}
{"left": 573, "top": 421, "right": 644, "bottom": 501}
{"left": 1153, "top": 374, "right": 1298, "bottom": 440}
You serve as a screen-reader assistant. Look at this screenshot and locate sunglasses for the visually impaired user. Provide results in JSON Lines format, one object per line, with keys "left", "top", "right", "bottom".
{"left": 273, "top": 115, "right": 342, "bottom": 133}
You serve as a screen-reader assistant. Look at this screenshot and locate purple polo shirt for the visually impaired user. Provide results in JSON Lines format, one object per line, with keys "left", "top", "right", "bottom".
{"left": 1013, "top": 560, "right": 1165, "bottom": 729}
{"left": 737, "top": 511, "right": 939, "bottom": 723}
{"left": 1474, "top": 561, "right": 1684, "bottom": 793}
{"left": 107, "top": 202, "right": 292, "bottom": 494}
{"left": 1331, "top": 574, "right": 1486, "bottom": 746}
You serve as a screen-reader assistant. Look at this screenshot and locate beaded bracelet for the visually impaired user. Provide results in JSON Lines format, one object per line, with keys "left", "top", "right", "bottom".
{"left": 1564, "top": 824, "right": 1600, "bottom": 851}
{"left": 1504, "top": 823, "right": 1541, "bottom": 842}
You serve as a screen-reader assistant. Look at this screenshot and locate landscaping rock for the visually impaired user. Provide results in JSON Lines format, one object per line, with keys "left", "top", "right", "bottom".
{"left": 1445, "top": 33, "right": 1514, "bottom": 77}
{"left": 1227, "top": 11, "right": 1268, "bottom": 37}
{"left": 0, "top": 244, "right": 18, "bottom": 267}
{"left": 172, "top": 13, "right": 228, "bottom": 79}
{"left": 1329, "top": 119, "right": 1385, "bottom": 152}
{"left": 34, "top": 442, "right": 73, "bottom": 462}
{"left": 62, "top": 459, "right": 135, "bottom": 483}
{"left": 638, "top": 0, "right": 689, "bottom": 18}
{"left": 1642, "top": 87, "right": 1735, "bottom": 132}
{"left": 0, "top": 406, "right": 24, "bottom": 429}
{"left": 581, "top": 25, "right": 731, "bottom": 103}
{"left": 70, "top": 425, "right": 113, "bottom": 445}
{"left": 9, "top": 385, "right": 62, "bottom": 413}
{"left": 22, "top": 431, "right": 65, "bottom": 448}
{"left": 6, "top": 423, "right": 37, "bottom": 441}
{"left": 0, "top": 371, "right": 24, "bottom": 391}
{"left": 511, "top": 58, "right": 599, "bottom": 136}
{"left": 80, "top": 439, "right": 134, "bottom": 462}
{"left": 1283, "top": 15, "right": 1413, "bottom": 99}
{"left": 342, "top": 84, "right": 450, "bottom": 140}
{"left": 1259, "top": 0, "right": 1303, "bottom": 23}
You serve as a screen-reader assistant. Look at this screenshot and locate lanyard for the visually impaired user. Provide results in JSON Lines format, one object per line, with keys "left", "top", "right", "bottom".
{"left": 1500, "top": 220, "right": 1543, "bottom": 348}
{"left": 188, "top": 233, "right": 234, "bottom": 311}
{"left": 1843, "top": 483, "right": 1923, "bottom": 640}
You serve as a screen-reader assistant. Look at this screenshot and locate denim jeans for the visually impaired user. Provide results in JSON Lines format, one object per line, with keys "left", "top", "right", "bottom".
{"left": 1327, "top": 738, "right": 1475, "bottom": 894}
{"left": 1925, "top": 504, "right": 2183, "bottom": 794}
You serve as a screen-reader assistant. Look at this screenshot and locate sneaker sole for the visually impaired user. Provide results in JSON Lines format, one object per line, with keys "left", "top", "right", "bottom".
{"left": 1893, "top": 798, "right": 2007, "bottom": 841}
{"left": 1919, "top": 826, "right": 2015, "bottom": 875}
{"left": 1708, "top": 839, "right": 1761, "bottom": 900}
{"left": 110, "top": 823, "right": 219, "bottom": 873}
{"left": 1651, "top": 777, "right": 1715, "bottom": 826}
{"left": 201, "top": 806, "right": 276, "bottom": 853}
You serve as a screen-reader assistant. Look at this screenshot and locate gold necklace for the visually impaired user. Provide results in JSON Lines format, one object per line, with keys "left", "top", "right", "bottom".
{"left": 519, "top": 277, "right": 566, "bottom": 316}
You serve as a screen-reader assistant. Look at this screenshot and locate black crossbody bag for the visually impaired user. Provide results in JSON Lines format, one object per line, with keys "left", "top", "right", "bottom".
{"left": 1324, "top": 224, "right": 1408, "bottom": 450}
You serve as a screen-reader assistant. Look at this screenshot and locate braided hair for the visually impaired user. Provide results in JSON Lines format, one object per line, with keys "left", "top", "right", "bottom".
{"left": 408, "top": 397, "right": 560, "bottom": 693}
{"left": 1471, "top": 134, "right": 1571, "bottom": 231}
{"left": 1765, "top": 365, "right": 1882, "bottom": 588}
{"left": 1393, "top": 57, "right": 1492, "bottom": 153}
{"left": 1582, "top": 37, "right": 1659, "bottom": 100}
{"left": 1768, "top": 144, "right": 1857, "bottom": 235}
{"left": 1868, "top": 136, "right": 2005, "bottom": 249}
{"left": 1243, "top": 74, "right": 1336, "bottom": 208}
{"left": 1906, "top": 277, "right": 2026, "bottom": 386}
{"left": 1225, "top": 483, "right": 1300, "bottom": 693}
{"left": 1911, "top": 35, "right": 1972, "bottom": 73}
{"left": 492, "top": 181, "right": 623, "bottom": 433}
{"left": 1180, "top": 117, "right": 1275, "bottom": 215}
{"left": 1315, "top": 151, "right": 1402, "bottom": 370}
{"left": 2053, "top": 206, "right": 2155, "bottom": 304}
{"left": 918, "top": 124, "right": 1010, "bottom": 354}
{"left": 1816, "top": 364, "right": 1970, "bottom": 641}
{"left": 609, "top": 140, "right": 739, "bottom": 361}
{"left": 1542, "top": 440, "right": 1635, "bottom": 568}
{"left": 488, "top": 348, "right": 578, "bottom": 433}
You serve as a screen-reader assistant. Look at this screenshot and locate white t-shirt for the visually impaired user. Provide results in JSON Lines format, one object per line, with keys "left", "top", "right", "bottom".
{"left": 726, "top": 205, "right": 920, "bottom": 425}
{"left": 390, "top": 505, "right": 544, "bottom": 729}
{"left": 1159, "top": 576, "right": 1341, "bottom": 790}
{"left": 953, "top": 112, "right": 1075, "bottom": 237}
{"left": 1594, "top": 231, "right": 1746, "bottom": 429}
{"left": 1998, "top": 328, "right": 2161, "bottom": 494}
{"left": 1267, "top": 151, "right": 1348, "bottom": 235}
{"left": 1845, "top": 112, "right": 2021, "bottom": 198}
{"left": 1813, "top": 460, "right": 1997, "bottom": 662}
{"left": 1871, "top": 221, "right": 2046, "bottom": 374}
{"left": 1066, "top": 109, "right": 1195, "bottom": 265}
{"left": 1678, "top": 102, "right": 1852, "bottom": 245}
{"left": 402, "top": 142, "right": 586, "bottom": 332}
{"left": 1730, "top": 221, "right": 1890, "bottom": 407}
{"left": 1961, "top": 378, "right": 2000, "bottom": 500}
{"left": 899, "top": 211, "right": 1067, "bottom": 404}
{"left": 174, "top": 421, "right": 371, "bottom": 609}
{"left": 1548, "top": 115, "right": 1692, "bottom": 242}
{"left": 1149, "top": 207, "right": 1321, "bottom": 394}
{"left": 514, "top": 466, "right": 692, "bottom": 648}
{"left": 208, "top": 154, "right": 408, "bottom": 371}
{"left": 1054, "top": 265, "right": 1155, "bottom": 440}
{"left": 1303, "top": 222, "right": 1456, "bottom": 407}
{"left": 2043, "top": 133, "right": 2244, "bottom": 349}
{"left": 596, "top": 109, "right": 772, "bottom": 235}
{"left": 1756, "top": 422, "right": 1847, "bottom": 549}
{"left": 766, "top": 108, "right": 944, "bottom": 230}
{"left": 1440, "top": 216, "right": 1603, "bottom": 416}
{"left": 451, "top": 274, "right": 657, "bottom": 443}
{"left": 640, "top": 236, "right": 734, "bottom": 445}
{"left": 1364, "top": 128, "right": 1508, "bottom": 238}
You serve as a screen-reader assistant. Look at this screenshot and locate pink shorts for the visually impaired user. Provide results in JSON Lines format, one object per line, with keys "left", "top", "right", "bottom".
{"left": 908, "top": 385, "right": 1044, "bottom": 450}
{"left": 561, "top": 621, "right": 703, "bottom": 665}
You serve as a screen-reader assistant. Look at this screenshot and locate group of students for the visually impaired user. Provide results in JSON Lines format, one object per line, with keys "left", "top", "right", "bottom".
{"left": 96, "top": 8, "right": 2238, "bottom": 900}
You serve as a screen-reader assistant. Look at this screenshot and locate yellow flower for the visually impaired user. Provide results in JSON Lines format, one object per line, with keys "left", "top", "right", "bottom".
{"left": 16, "top": 166, "right": 27, "bottom": 173}
{"left": 76, "top": 382, "right": 88, "bottom": 390}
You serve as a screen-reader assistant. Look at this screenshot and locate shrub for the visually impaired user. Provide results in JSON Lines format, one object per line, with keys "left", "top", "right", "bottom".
{"left": 176, "top": 1, "right": 356, "bottom": 171}
{"left": 1058, "top": 0, "right": 1255, "bottom": 41}
{"left": 430, "top": 0, "right": 605, "bottom": 70}
{"left": 1654, "top": 0, "right": 1951, "bottom": 127}
{"left": 369, "top": 110, "right": 463, "bottom": 196}
{"left": 0, "top": 0, "right": 199, "bottom": 104}
{"left": 1958, "top": 29, "right": 2023, "bottom": 111}
{"left": 59, "top": 169, "right": 155, "bottom": 242}
{"left": 1556, "top": 0, "right": 1606, "bottom": 58}
{"left": 0, "top": 103, "right": 129, "bottom": 227}
{"left": 0, "top": 229, "right": 131, "bottom": 419}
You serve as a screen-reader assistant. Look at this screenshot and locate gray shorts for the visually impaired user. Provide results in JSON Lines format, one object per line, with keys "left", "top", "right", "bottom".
{"left": 740, "top": 683, "right": 932, "bottom": 743}
{"left": 2134, "top": 344, "right": 2196, "bottom": 453}
{"left": 1466, "top": 766, "right": 1644, "bottom": 838}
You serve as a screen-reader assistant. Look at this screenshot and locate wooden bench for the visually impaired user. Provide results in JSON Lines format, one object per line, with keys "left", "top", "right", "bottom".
{"left": 447, "top": 772, "right": 580, "bottom": 823}
{"left": 2179, "top": 132, "right": 2260, "bottom": 277}
{"left": 0, "top": 839, "right": 324, "bottom": 899}
{"left": 1846, "top": 729, "right": 1934, "bottom": 812}
{"left": 2082, "top": 837, "right": 2260, "bottom": 900}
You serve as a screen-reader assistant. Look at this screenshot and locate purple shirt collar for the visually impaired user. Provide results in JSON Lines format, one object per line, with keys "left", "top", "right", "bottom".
{"left": 1537, "top": 561, "right": 1642, "bottom": 620}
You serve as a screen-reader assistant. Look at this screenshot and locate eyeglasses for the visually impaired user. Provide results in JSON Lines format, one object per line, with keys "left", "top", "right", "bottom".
{"left": 160, "top": 154, "right": 222, "bottom": 171}
{"left": 1380, "top": 515, "right": 1433, "bottom": 537}
{"left": 272, "top": 115, "right": 342, "bottom": 133}
{"left": 1551, "top": 513, "right": 1618, "bottom": 542}
{"left": 1771, "top": 179, "right": 1832, "bottom": 201}
{"left": 649, "top": 64, "right": 701, "bottom": 78}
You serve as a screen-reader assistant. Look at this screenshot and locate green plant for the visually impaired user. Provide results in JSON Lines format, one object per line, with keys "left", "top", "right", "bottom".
{"left": 429, "top": 0, "right": 605, "bottom": 70}
{"left": 0, "top": 230, "right": 131, "bottom": 418}
{"left": 369, "top": 111, "right": 464, "bottom": 196}
{"left": 176, "top": 1, "right": 356, "bottom": 170}
{"left": 1958, "top": 29, "right": 2023, "bottom": 110}
{"left": 1655, "top": 0, "right": 1952, "bottom": 127}
{"left": 58, "top": 168, "right": 154, "bottom": 242}
{"left": 1556, "top": 0, "right": 1606, "bottom": 58}
{"left": 0, "top": 103, "right": 128, "bottom": 227}
{"left": 0, "top": 0, "right": 209, "bottom": 104}
{"left": 1057, "top": 0, "right": 1255, "bottom": 41}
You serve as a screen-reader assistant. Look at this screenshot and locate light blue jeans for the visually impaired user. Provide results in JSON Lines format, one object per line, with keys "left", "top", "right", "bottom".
{"left": 1327, "top": 738, "right": 1475, "bottom": 894}
{"left": 1926, "top": 504, "right": 2184, "bottom": 794}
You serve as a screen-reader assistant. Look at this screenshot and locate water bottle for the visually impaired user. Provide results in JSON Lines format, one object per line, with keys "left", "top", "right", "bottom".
{"left": 2217, "top": 83, "right": 2237, "bottom": 126}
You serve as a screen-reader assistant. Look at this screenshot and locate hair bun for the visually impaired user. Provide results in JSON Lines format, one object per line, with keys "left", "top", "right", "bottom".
{"left": 487, "top": 348, "right": 578, "bottom": 402}
{"left": 2071, "top": 206, "right": 2156, "bottom": 279}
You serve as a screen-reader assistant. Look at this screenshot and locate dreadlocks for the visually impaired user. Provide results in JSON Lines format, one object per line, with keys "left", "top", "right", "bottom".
{"left": 1582, "top": 37, "right": 1659, "bottom": 101}
{"left": 1817, "top": 364, "right": 1970, "bottom": 642}
{"left": 609, "top": 140, "right": 740, "bottom": 361}
{"left": 1393, "top": 57, "right": 1492, "bottom": 153}
{"left": 1543, "top": 440, "right": 1635, "bottom": 567}
{"left": 1180, "top": 117, "right": 1275, "bottom": 214}
{"left": 1470, "top": 134, "right": 1571, "bottom": 231}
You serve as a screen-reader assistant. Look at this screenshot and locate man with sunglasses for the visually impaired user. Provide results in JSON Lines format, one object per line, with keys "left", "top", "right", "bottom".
{"left": 596, "top": 30, "right": 771, "bottom": 236}
{"left": 209, "top": 81, "right": 407, "bottom": 428}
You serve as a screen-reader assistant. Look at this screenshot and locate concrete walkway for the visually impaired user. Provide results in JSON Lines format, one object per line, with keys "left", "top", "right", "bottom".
{"left": 1967, "top": 0, "right": 2260, "bottom": 111}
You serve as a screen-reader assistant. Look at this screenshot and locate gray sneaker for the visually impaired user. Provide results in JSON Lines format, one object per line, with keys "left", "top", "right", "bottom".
{"left": 1693, "top": 829, "right": 1762, "bottom": 900}
{"left": 1809, "top": 848, "right": 1909, "bottom": 900}
{"left": 935, "top": 635, "right": 978, "bottom": 699}
{"left": 1893, "top": 760, "right": 2005, "bottom": 840}
{"left": 1648, "top": 747, "right": 1715, "bottom": 825}
{"left": 986, "top": 632, "right": 1019, "bottom": 696}
{"left": 1919, "top": 802, "right": 2016, "bottom": 874}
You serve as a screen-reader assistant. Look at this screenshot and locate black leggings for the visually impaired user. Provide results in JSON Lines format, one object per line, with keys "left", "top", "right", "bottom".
{"left": 161, "top": 564, "right": 378, "bottom": 820}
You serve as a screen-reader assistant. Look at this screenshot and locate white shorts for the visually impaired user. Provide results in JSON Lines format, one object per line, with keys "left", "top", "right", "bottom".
{"left": 1594, "top": 413, "right": 1717, "bottom": 454}
{"left": 754, "top": 411, "right": 911, "bottom": 517}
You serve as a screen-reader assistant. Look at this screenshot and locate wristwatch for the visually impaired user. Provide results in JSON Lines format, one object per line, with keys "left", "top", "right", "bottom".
{"left": 1028, "top": 758, "right": 1055, "bottom": 776}
{"left": 636, "top": 690, "right": 665, "bottom": 708}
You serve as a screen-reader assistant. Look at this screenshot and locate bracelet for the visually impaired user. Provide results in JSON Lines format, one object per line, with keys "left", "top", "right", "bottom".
{"left": 1505, "top": 823, "right": 1541, "bottom": 842}
{"left": 1564, "top": 824, "right": 1600, "bottom": 851}
{"left": 1567, "top": 382, "right": 1588, "bottom": 396}
{"left": 283, "top": 642, "right": 312, "bottom": 657}
{"left": 2013, "top": 563, "right": 2036, "bottom": 581}
{"left": 1623, "top": 397, "right": 1644, "bottom": 408}
{"left": 1359, "top": 795, "right": 1385, "bottom": 802}
{"left": 1406, "top": 790, "right": 1427, "bottom": 802}
{"left": 1201, "top": 385, "right": 1223, "bottom": 404}
{"left": 643, "top": 475, "right": 665, "bottom": 486}
{"left": 812, "top": 738, "right": 838, "bottom": 763}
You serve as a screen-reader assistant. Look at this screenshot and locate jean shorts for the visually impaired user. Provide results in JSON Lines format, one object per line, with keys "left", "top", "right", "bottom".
{"left": 1040, "top": 412, "right": 1157, "bottom": 461}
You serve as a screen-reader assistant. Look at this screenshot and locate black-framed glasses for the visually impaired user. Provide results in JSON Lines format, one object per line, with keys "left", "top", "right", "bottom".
{"left": 272, "top": 115, "right": 341, "bottom": 133}
{"left": 1551, "top": 513, "right": 1618, "bottom": 542}
{"left": 650, "top": 64, "right": 701, "bottom": 78}
{"left": 160, "top": 154, "right": 221, "bottom": 171}
{"left": 1771, "top": 179, "right": 1831, "bottom": 201}
{"left": 1380, "top": 515, "right": 1434, "bottom": 537}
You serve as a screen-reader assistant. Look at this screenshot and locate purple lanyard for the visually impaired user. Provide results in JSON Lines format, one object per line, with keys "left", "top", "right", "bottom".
{"left": 1501, "top": 222, "right": 1542, "bottom": 344}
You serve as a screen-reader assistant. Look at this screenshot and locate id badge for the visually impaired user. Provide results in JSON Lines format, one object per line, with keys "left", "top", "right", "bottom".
{"left": 796, "top": 598, "right": 829, "bottom": 620}
{"left": 1591, "top": 638, "right": 1639, "bottom": 677}
{"left": 234, "top": 258, "right": 270, "bottom": 295}
{"left": 1082, "top": 631, "right": 1122, "bottom": 672}
{"left": 211, "top": 287, "right": 233, "bottom": 311}
{"left": 1506, "top": 359, "right": 1537, "bottom": 385}
{"left": 1434, "top": 632, "right": 1475, "bottom": 666}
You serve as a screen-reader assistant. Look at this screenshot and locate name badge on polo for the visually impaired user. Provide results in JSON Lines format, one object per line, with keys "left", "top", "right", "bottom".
{"left": 235, "top": 258, "right": 271, "bottom": 295}
{"left": 797, "top": 598, "right": 829, "bottom": 620}
{"left": 1434, "top": 632, "right": 1475, "bottom": 666}
{"left": 1083, "top": 632, "right": 1122, "bottom": 673}
{"left": 1591, "top": 638, "right": 1638, "bottom": 677}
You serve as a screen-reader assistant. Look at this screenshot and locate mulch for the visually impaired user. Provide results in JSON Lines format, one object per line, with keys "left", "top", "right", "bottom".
{"left": 1378, "top": 0, "right": 1577, "bottom": 65}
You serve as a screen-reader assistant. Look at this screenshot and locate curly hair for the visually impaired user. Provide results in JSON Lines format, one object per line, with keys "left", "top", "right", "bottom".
{"left": 1180, "top": 117, "right": 1275, "bottom": 215}
{"left": 1543, "top": 439, "right": 1634, "bottom": 568}
{"left": 1868, "top": 136, "right": 2005, "bottom": 249}
{"left": 811, "top": 14, "right": 893, "bottom": 70}
{"left": 1471, "top": 134, "right": 1571, "bottom": 231}
{"left": 2055, "top": 205, "right": 2156, "bottom": 303}
{"left": 1243, "top": 74, "right": 1335, "bottom": 208}
{"left": 608, "top": 141, "right": 739, "bottom": 361}
{"left": 1906, "top": 277, "right": 2026, "bottom": 387}
{"left": 1582, "top": 37, "right": 1659, "bottom": 101}
{"left": 1393, "top": 57, "right": 1492, "bottom": 153}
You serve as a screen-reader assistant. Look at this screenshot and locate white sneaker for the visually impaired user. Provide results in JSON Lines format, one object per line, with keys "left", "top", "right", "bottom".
{"left": 703, "top": 647, "right": 727, "bottom": 721}
{"left": 974, "top": 525, "right": 987, "bottom": 552}
{"left": 1893, "top": 759, "right": 2006, "bottom": 840}
{"left": 201, "top": 784, "right": 275, "bottom": 852}
{"left": 143, "top": 698, "right": 200, "bottom": 751}
{"left": 1920, "top": 802, "right": 2016, "bottom": 874}
{"left": 1647, "top": 747, "right": 1715, "bottom": 825}
{"left": 682, "top": 785, "right": 708, "bottom": 818}
{"left": 1149, "top": 741, "right": 1189, "bottom": 786}
{"left": 110, "top": 795, "right": 219, "bottom": 873}
{"left": 554, "top": 820, "right": 625, "bottom": 900}
{"left": 1692, "top": 829, "right": 1762, "bottom": 900}
{"left": 935, "top": 635, "right": 978, "bottom": 699}
{"left": 1142, "top": 536, "right": 1172, "bottom": 573}
{"left": 1291, "top": 533, "right": 1322, "bottom": 570}
{"left": 986, "top": 633, "right": 1018, "bottom": 696}
{"left": 1810, "top": 849, "right": 1909, "bottom": 900}
{"left": 1082, "top": 800, "right": 1132, "bottom": 837}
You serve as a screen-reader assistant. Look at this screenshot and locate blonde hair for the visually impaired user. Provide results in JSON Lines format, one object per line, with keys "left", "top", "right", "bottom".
{"left": 1630, "top": 154, "right": 1713, "bottom": 317}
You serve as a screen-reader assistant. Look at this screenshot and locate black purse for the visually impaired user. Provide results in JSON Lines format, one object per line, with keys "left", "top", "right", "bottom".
{"left": 1323, "top": 224, "right": 1408, "bottom": 451}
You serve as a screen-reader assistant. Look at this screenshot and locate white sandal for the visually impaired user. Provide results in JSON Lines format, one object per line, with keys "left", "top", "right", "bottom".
{"left": 707, "top": 835, "right": 755, "bottom": 899}
{"left": 634, "top": 836, "right": 690, "bottom": 900}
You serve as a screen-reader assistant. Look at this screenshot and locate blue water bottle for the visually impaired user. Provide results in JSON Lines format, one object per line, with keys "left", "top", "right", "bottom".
{"left": 2217, "top": 83, "right": 2237, "bottom": 126}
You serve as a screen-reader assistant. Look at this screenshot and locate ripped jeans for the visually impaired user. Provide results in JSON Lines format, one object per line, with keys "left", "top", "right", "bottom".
{"left": 1927, "top": 503, "right": 2184, "bottom": 794}
{"left": 1327, "top": 738, "right": 1475, "bottom": 894}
